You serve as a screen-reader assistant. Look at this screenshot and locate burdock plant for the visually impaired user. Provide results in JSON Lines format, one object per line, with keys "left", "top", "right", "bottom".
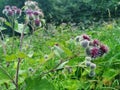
{"left": 75, "top": 34, "right": 109, "bottom": 77}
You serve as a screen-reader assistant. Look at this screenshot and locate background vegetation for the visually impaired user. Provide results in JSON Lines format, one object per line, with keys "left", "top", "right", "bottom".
{"left": 0, "top": 0, "right": 120, "bottom": 90}
{"left": 1, "top": 0, "right": 120, "bottom": 24}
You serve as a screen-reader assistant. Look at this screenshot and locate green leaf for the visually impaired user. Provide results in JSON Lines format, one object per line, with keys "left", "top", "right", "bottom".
{"left": 56, "top": 61, "right": 69, "bottom": 69}
{"left": 15, "top": 24, "right": 29, "bottom": 34}
{"left": 0, "top": 27, "right": 6, "bottom": 31}
{"left": 14, "top": 20, "right": 18, "bottom": 31}
{"left": 102, "top": 69, "right": 119, "bottom": 80}
{"left": 25, "top": 78, "right": 55, "bottom": 90}
{"left": 0, "top": 66, "right": 10, "bottom": 84}
{"left": 5, "top": 54, "right": 17, "bottom": 62}
{"left": 5, "top": 21, "right": 12, "bottom": 28}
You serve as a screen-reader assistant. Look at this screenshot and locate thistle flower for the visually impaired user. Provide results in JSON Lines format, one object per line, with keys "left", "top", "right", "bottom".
{"left": 33, "top": 11, "right": 39, "bottom": 16}
{"left": 5, "top": 5, "right": 10, "bottom": 10}
{"left": 93, "top": 39, "right": 100, "bottom": 46}
{"left": 80, "top": 40, "right": 89, "bottom": 48}
{"left": 85, "top": 61, "right": 91, "bottom": 67}
{"left": 86, "top": 47, "right": 91, "bottom": 56}
{"left": 44, "top": 54, "right": 48, "bottom": 60}
{"left": 82, "top": 34, "right": 90, "bottom": 41}
{"left": 11, "top": 6, "right": 17, "bottom": 10}
{"left": 16, "top": 9, "right": 22, "bottom": 16}
{"left": 75, "top": 36, "right": 81, "bottom": 42}
{"left": 26, "top": 9, "right": 33, "bottom": 15}
{"left": 28, "top": 67, "right": 34, "bottom": 72}
{"left": 89, "top": 70, "right": 95, "bottom": 77}
{"left": 90, "top": 63, "right": 96, "bottom": 69}
{"left": 100, "top": 45, "right": 108, "bottom": 53}
{"left": 90, "top": 47, "right": 99, "bottom": 58}
{"left": 7, "top": 10, "right": 14, "bottom": 16}
{"left": 34, "top": 19, "right": 40, "bottom": 26}
{"left": 85, "top": 57, "right": 91, "bottom": 61}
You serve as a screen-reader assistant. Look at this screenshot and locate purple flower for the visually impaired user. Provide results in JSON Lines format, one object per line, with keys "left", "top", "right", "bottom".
{"left": 90, "top": 47, "right": 99, "bottom": 58}
{"left": 11, "top": 6, "right": 17, "bottom": 10}
{"left": 7, "top": 10, "right": 14, "bottom": 16}
{"left": 82, "top": 34, "right": 90, "bottom": 41}
{"left": 34, "top": 19, "right": 40, "bottom": 26}
{"left": 33, "top": 11, "right": 39, "bottom": 16}
{"left": 26, "top": 9, "right": 33, "bottom": 15}
{"left": 5, "top": 5, "right": 10, "bottom": 10}
{"left": 93, "top": 39, "right": 100, "bottom": 46}
{"left": 16, "top": 9, "right": 21, "bottom": 15}
{"left": 100, "top": 45, "right": 108, "bottom": 53}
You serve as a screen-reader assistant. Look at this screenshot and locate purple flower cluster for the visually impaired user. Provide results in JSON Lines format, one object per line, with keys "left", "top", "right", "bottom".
{"left": 2, "top": 5, "right": 22, "bottom": 18}
{"left": 25, "top": 9, "right": 42, "bottom": 26}
{"left": 75, "top": 34, "right": 109, "bottom": 58}
{"left": 75, "top": 34, "right": 109, "bottom": 77}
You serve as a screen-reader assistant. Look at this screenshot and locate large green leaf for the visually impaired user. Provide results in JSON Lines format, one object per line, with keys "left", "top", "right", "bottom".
{"left": 15, "top": 23, "right": 29, "bottom": 34}
{"left": 25, "top": 77, "right": 55, "bottom": 90}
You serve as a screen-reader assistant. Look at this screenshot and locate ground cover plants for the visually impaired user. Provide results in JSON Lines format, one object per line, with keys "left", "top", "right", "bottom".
{"left": 0, "top": 0, "right": 120, "bottom": 90}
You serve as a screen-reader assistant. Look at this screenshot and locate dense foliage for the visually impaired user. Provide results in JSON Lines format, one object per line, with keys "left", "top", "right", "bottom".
{"left": 0, "top": 0, "right": 120, "bottom": 90}
{"left": 1, "top": 0, "right": 120, "bottom": 24}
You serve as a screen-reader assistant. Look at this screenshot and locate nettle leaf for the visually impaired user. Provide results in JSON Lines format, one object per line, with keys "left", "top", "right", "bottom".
{"left": 25, "top": 78, "right": 55, "bottom": 90}
{"left": 15, "top": 23, "right": 30, "bottom": 34}
{"left": 102, "top": 69, "right": 119, "bottom": 81}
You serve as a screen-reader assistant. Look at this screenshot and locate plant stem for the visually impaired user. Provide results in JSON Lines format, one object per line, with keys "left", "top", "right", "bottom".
{"left": 15, "top": 21, "right": 28, "bottom": 90}
{"left": 0, "top": 37, "right": 6, "bottom": 55}
{"left": 15, "top": 58, "right": 21, "bottom": 90}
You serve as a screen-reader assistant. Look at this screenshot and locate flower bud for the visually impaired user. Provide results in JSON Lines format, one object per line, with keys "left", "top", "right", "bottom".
{"left": 89, "top": 70, "right": 95, "bottom": 77}
{"left": 93, "top": 39, "right": 100, "bottom": 46}
{"left": 5, "top": 5, "right": 10, "bottom": 10}
{"left": 80, "top": 40, "right": 89, "bottom": 48}
{"left": 90, "top": 63, "right": 96, "bottom": 69}
{"left": 33, "top": 11, "right": 39, "bottom": 16}
{"left": 100, "top": 45, "right": 108, "bottom": 53}
{"left": 90, "top": 47, "right": 99, "bottom": 58}
{"left": 34, "top": 19, "right": 40, "bottom": 26}
{"left": 82, "top": 34, "right": 90, "bottom": 41}
{"left": 85, "top": 57, "right": 91, "bottom": 61}
{"left": 85, "top": 61, "right": 91, "bottom": 67}
{"left": 7, "top": 10, "right": 14, "bottom": 16}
